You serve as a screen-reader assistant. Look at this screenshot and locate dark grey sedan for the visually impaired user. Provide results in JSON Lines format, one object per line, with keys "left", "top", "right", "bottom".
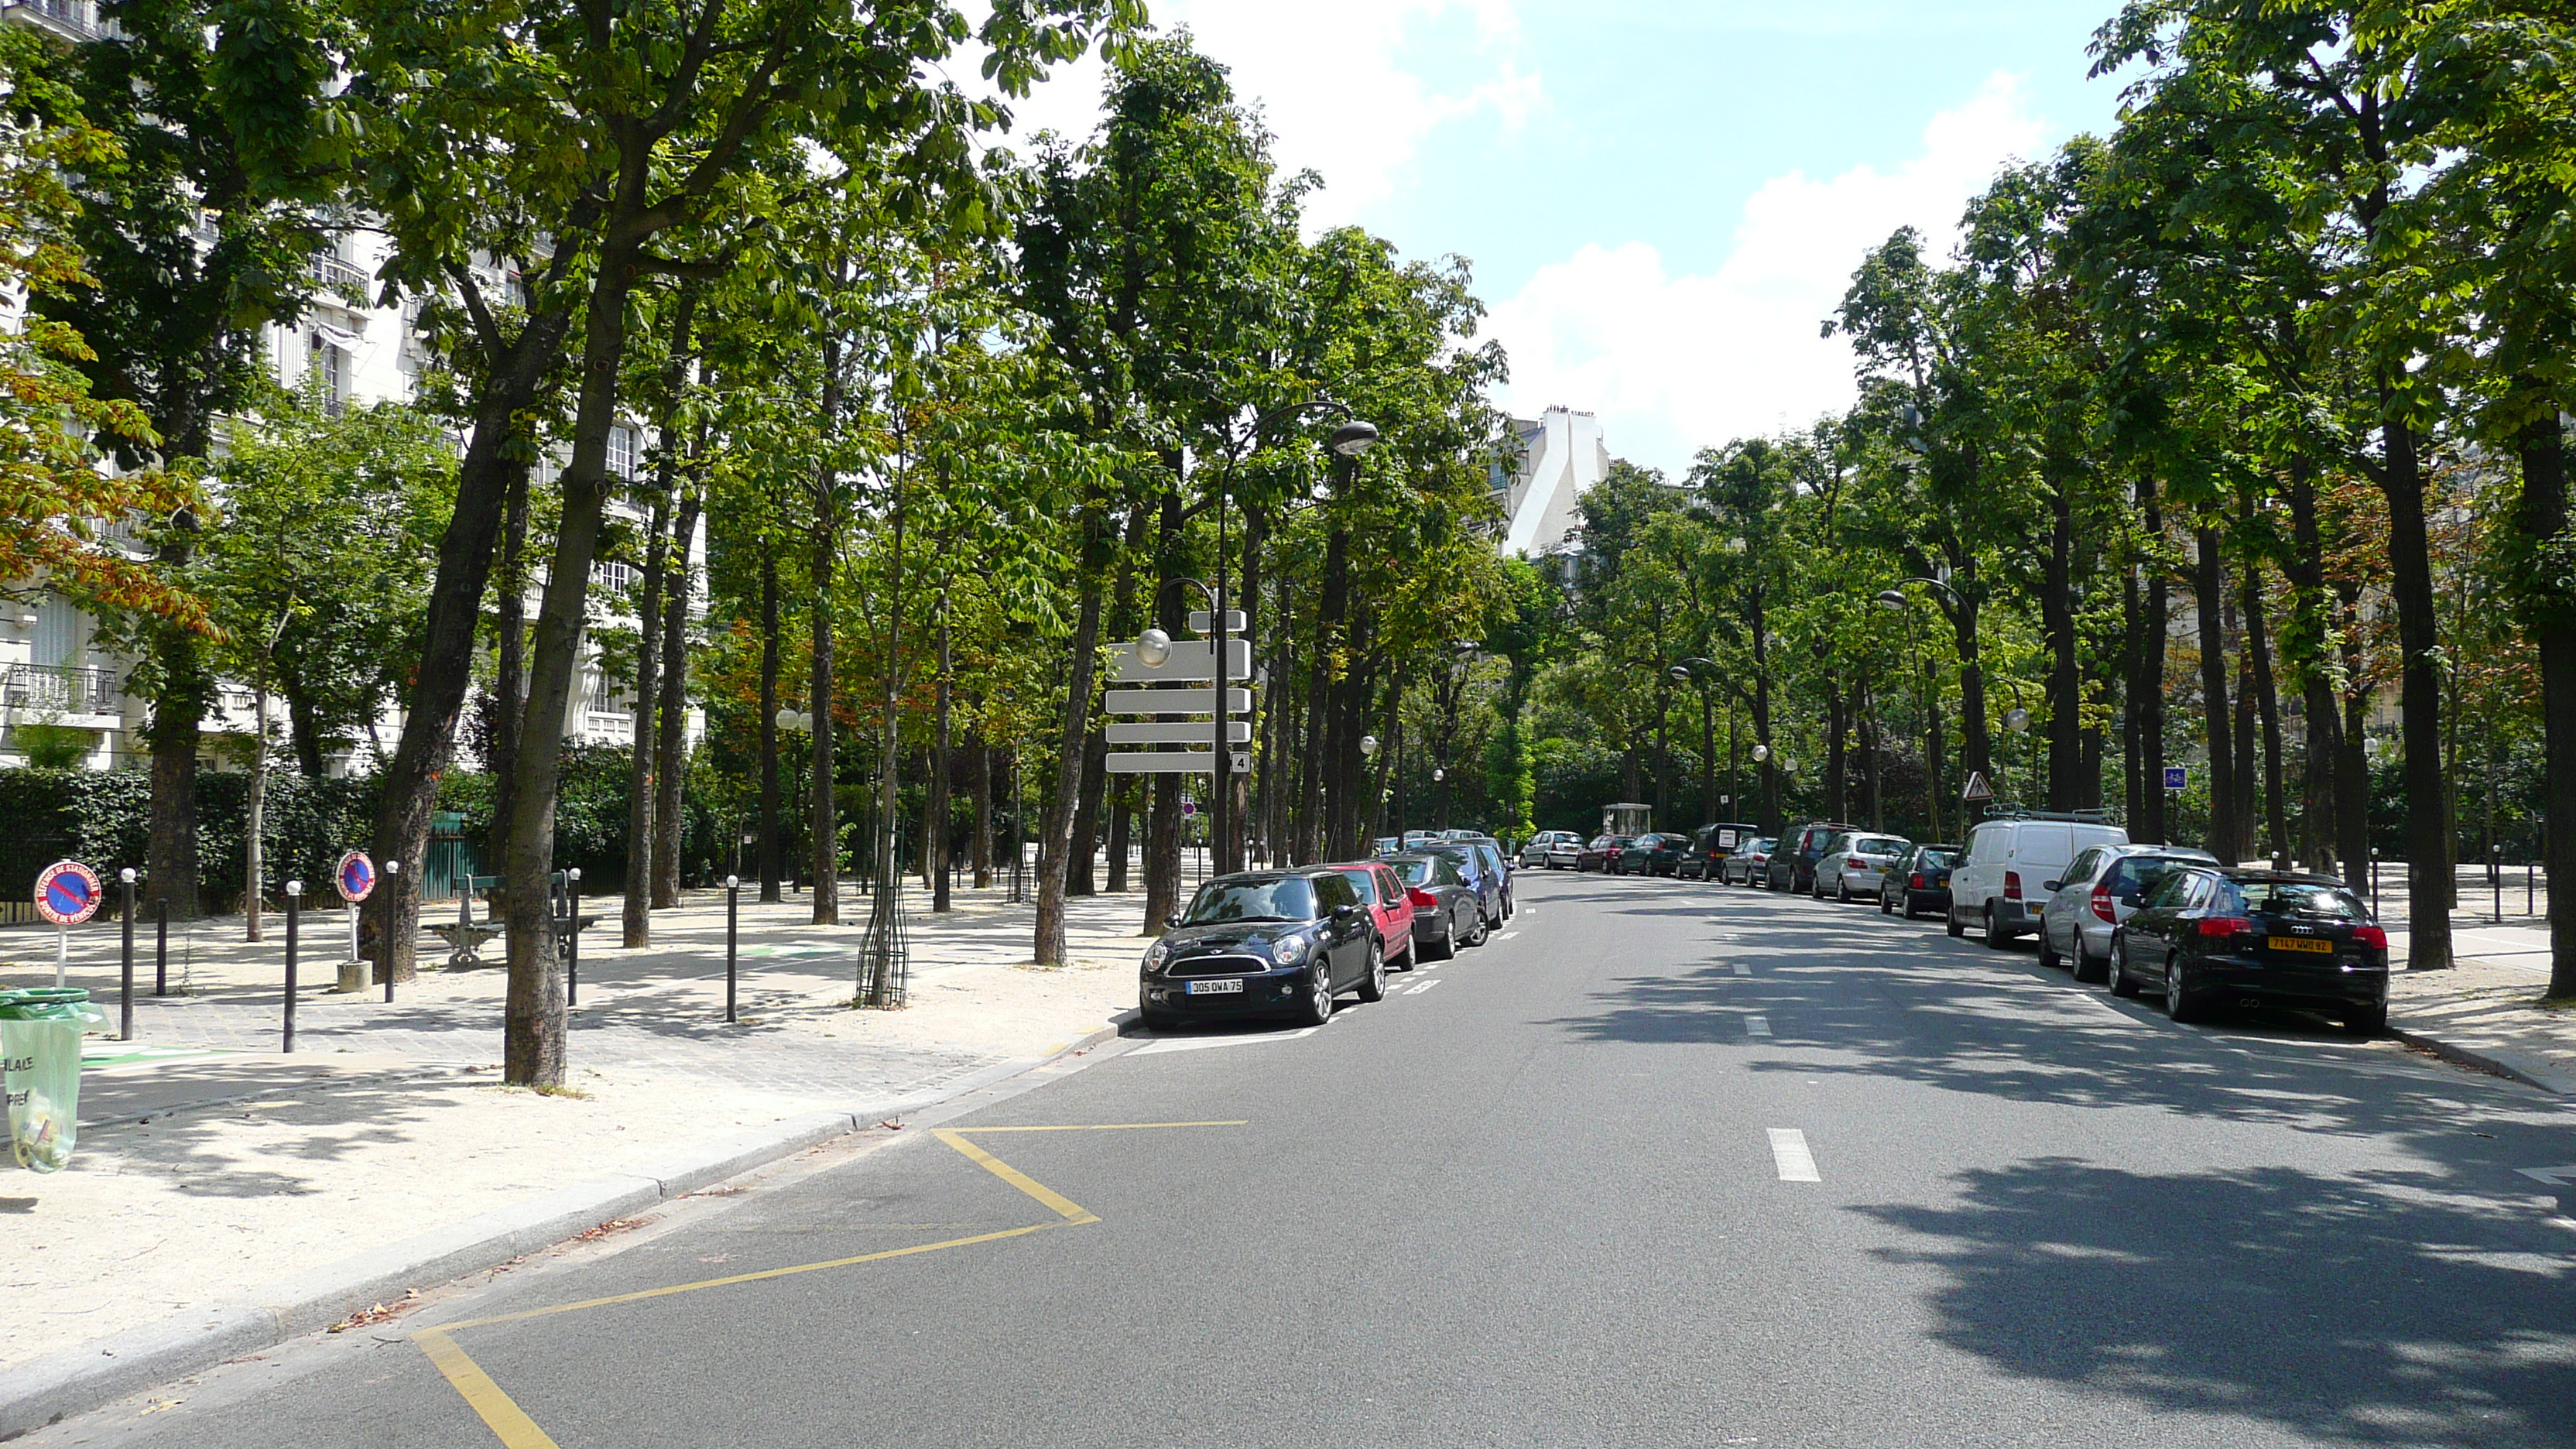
{"left": 1386, "top": 851, "right": 1484, "bottom": 960}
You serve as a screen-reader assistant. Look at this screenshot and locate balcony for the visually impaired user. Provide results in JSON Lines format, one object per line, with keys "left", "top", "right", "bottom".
{"left": 2, "top": 663, "right": 121, "bottom": 714}
{"left": 310, "top": 253, "right": 369, "bottom": 299}
{"left": 5, "top": 0, "right": 102, "bottom": 40}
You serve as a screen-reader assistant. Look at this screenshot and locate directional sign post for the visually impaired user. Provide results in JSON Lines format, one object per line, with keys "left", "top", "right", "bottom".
{"left": 2163, "top": 766, "right": 2188, "bottom": 792}
{"left": 34, "top": 860, "right": 101, "bottom": 988}
{"left": 334, "top": 851, "right": 376, "bottom": 992}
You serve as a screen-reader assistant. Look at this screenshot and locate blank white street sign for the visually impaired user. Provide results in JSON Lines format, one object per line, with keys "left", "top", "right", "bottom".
{"left": 1105, "top": 687, "right": 1252, "bottom": 715}
{"left": 1105, "top": 751, "right": 1221, "bottom": 775}
{"left": 1768, "top": 1128, "right": 1821, "bottom": 1182}
{"left": 1111, "top": 638, "right": 1252, "bottom": 684}
{"left": 1107, "top": 720, "right": 1252, "bottom": 745}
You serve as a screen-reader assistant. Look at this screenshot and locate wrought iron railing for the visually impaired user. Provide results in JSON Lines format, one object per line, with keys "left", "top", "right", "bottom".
{"left": 2, "top": 663, "right": 121, "bottom": 713}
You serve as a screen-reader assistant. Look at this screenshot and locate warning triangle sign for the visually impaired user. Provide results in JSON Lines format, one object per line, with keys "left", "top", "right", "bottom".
{"left": 1960, "top": 770, "right": 1993, "bottom": 803}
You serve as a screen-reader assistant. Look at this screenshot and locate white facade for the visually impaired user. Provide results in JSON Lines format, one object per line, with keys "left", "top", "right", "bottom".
{"left": 1496, "top": 406, "right": 1609, "bottom": 560}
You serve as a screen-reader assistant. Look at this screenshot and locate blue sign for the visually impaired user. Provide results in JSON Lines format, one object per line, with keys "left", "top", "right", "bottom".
{"left": 2163, "top": 766, "right": 2188, "bottom": 791}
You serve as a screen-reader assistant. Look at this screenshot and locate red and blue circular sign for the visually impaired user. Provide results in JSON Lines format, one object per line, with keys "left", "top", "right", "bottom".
{"left": 33, "top": 860, "right": 101, "bottom": 927}
{"left": 335, "top": 850, "right": 376, "bottom": 904}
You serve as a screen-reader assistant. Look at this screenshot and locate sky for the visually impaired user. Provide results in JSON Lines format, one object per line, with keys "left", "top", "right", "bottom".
{"left": 1001, "top": 1, "right": 2138, "bottom": 480}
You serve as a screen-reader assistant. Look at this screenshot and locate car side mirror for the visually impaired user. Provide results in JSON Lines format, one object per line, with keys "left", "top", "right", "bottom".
{"left": 2043, "top": 880, "right": 2061, "bottom": 893}
{"left": 1332, "top": 903, "right": 1358, "bottom": 920}
{"left": 1165, "top": 913, "right": 1183, "bottom": 929}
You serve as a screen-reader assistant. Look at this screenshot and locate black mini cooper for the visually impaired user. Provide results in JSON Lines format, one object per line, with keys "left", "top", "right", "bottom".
{"left": 1139, "top": 868, "right": 1388, "bottom": 1029}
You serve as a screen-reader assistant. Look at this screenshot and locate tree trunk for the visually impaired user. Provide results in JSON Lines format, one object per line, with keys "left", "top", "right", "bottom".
{"left": 971, "top": 731, "right": 993, "bottom": 889}
{"left": 2139, "top": 490, "right": 2170, "bottom": 847}
{"left": 488, "top": 462, "right": 531, "bottom": 877}
{"left": 2282, "top": 457, "right": 2342, "bottom": 874}
{"left": 1035, "top": 502, "right": 1111, "bottom": 967}
{"left": 1068, "top": 734, "right": 1105, "bottom": 896}
{"left": 2510, "top": 406, "right": 2576, "bottom": 999}
{"left": 143, "top": 627, "right": 207, "bottom": 920}
{"left": 2380, "top": 409, "right": 2451, "bottom": 969}
{"left": 2042, "top": 478, "right": 2082, "bottom": 810}
{"left": 758, "top": 553, "right": 782, "bottom": 903}
{"left": 1105, "top": 786, "right": 1132, "bottom": 893}
{"left": 930, "top": 611, "right": 953, "bottom": 913}
{"left": 653, "top": 485, "right": 701, "bottom": 907}
{"left": 1142, "top": 489, "right": 1183, "bottom": 930}
{"left": 1823, "top": 677, "right": 1846, "bottom": 820}
{"left": 2241, "top": 556, "right": 2288, "bottom": 866}
{"left": 370, "top": 289, "right": 575, "bottom": 989}
{"left": 623, "top": 488, "right": 666, "bottom": 947}
{"left": 2193, "top": 526, "right": 2235, "bottom": 862}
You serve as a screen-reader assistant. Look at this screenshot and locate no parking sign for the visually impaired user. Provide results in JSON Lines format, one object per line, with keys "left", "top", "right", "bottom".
{"left": 33, "top": 861, "right": 101, "bottom": 927}
{"left": 335, "top": 851, "right": 377, "bottom": 904}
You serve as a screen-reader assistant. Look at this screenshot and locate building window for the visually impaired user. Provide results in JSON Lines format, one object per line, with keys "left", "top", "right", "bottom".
{"left": 607, "top": 426, "right": 636, "bottom": 480}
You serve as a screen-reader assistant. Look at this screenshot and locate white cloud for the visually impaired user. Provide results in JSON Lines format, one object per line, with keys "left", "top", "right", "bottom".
{"left": 1482, "top": 72, "right": 2050, "bottom": 478}
{"left": 999, "top": 0, "right": 1540, "bottom": 230}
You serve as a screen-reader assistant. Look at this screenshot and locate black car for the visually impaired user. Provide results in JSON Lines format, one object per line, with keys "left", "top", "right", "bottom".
{"left": 1388, "top": 851, "right": 1483, "bottom": 960}
{"left": 1613, "top": 832, "right": 1690, "bottom": 876}
{"left": 2109, "top": 868, "right": 2389, "bottom": 1033}
{"left": 1879, "top": 843, "right": 1959, "bottom": 920}
{"left": 1139, "top": 869, "right": 1388, "bottom": 1029}
{"left": 1766, "top": 820, "right": 1858, "bottom": 892}
{"left": 1424, "top": 843, "right": 1509, "bottom": 930}
{"left": 1679, "top": 822, "right": 1762, "bottom": 880}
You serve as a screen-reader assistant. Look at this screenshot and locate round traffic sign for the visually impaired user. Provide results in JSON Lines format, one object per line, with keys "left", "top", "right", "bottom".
{"left": 34, "top": 860, "right": 101, "bottom": 927}
{"left": 335, "top": 850, "right": 377, "bottom": 903}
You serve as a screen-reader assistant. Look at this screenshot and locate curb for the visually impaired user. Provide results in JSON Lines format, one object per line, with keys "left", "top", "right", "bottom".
{"left": 2389, "top": 1023, "right": 2576, "bottom": 1097}
{"left": 0, "top": 1010, "right": 1139, "bottom": 1442}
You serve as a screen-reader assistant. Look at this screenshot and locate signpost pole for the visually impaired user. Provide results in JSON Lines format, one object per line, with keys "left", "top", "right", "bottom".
{"left": 283, "top": 881, "right": 302, "bottom": 1053}
{"left": 118, "top": 868, "right": 135, "bottom": 1041}
{"left": 154, "top": 898, "right": 168, "bottom": 997}
{"left": 724, "top": 875, "right": 739, "bottom": 1023}
{"left": 53, "top": 927, "right": 66, "bottom": 989}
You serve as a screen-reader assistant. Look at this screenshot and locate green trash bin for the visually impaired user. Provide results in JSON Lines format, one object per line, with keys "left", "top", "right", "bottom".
{"left": 1, "top": 988, "right": 105, "bottom": 1172}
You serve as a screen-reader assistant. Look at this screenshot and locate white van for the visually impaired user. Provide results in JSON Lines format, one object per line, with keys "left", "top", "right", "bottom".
{"left": 1946, "top": 814, "right": 2129, "bottom": 947}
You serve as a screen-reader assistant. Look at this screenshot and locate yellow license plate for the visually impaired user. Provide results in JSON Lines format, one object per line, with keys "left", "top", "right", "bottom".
{"left": 2267, "top": 935, "right": 2332, "bottom": 954}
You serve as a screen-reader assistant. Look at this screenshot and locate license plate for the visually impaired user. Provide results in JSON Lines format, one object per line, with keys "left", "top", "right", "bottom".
{"left": 1185, "top": 978, "right": 1245, "bottom": 995}
{"left": 2268, "top": 936, "right": 2332, "bottom": 954}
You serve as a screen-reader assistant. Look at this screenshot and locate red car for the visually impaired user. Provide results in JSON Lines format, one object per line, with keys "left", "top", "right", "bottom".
{"left": 1576, "top": 834, "right": 1632, "bottom": 872}
{"left": 1329, "top": 859, "right": 1418, "bottom": 969}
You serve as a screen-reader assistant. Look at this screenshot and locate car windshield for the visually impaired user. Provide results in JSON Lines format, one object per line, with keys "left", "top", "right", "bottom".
{"left": 2105, "top": 856, "right": 2191, "bottom": 896}
{"left": 1913, "top": 848, "right": 1953, "bottom": 868}
{"left": 2228, "top": 879, "right": 2370, "bottom": 920}
{"left": 1855, "top": 837, "right": 1906, "bottom": 855}
{"left": 1182, "top": 877, "right": 1317, "bottom": 924}
{"left": 1330, "top": 868, "right": 1380, "bottom": 901}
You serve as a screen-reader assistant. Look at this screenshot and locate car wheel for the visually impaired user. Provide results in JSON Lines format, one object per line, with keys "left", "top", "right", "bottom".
{"left": 2108, "top": 937, "right": 2141, "bottom": 997}
{"left": 2342, "top": 1003, "right": 2387, "bottom": 1036}
{"left": 1984, "top": 905, "right": 2012, "bottom": 947}
{"left": 1879, "top": 889, "right": 1893, "bottom": 916}
{"left": 2073, "top": 937, "right": 2108, "bottom": 985}
{"left": 1945, "top": 903, "right": 1965, "bottom": 938}
{"left": 2163, "top": 953, "right": 2203, "bottom": 1023}
{"left": 1900, "top": 892, "right": 1919, "bottom": 921}
{"left": 1355, "top": 937, "right": 1388, "bottom": 1002}
{"left": 1296, "top": 957, "right": 1335, "bottom": 1026}
{"left": 2037, "top": 924, "right": 2062, "bottom": 971}
{"left": 1837, "top": 879, "right": 1853, "bottom": 904}
{"left": 1423, "top": 915, "right": 1454, "bottom": 962}
{"left": 1464, "top": 909, "right": 1490, "bottom": 947}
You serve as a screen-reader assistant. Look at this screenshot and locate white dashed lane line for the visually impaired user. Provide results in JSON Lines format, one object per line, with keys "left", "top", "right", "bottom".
{"left": 1732, "top": 963, "right": 1751, "bottom": 978}
{"left": 1497, "top": 931, "right": 1521, "bottom": 940}
{"left": 1406, "top": 978, "right": 1446, "bottom": 995}
{"left": 1768, "top": 1128, "right": 1821, "bottom": 1182}
{"left": 1745, "top": 1015, "right": 1772, "bottom": 1037}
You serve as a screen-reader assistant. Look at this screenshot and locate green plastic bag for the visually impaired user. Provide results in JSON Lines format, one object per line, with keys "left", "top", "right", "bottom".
{"left": 2, "top": 988, "right": 104, "bottom": 1173}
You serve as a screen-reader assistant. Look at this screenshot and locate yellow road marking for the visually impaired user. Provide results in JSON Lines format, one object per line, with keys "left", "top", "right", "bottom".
{"left": 414, "top": 1329, "right": 561, "bottom": 1449}
{"left": 933, "top": 1129, "right": 1098, "bottom": 1224}
{"left": 411, "top": 1119, "right": 1245, "bottom": 1443}
{"left": 423, "top": 1224, "right": 1060, "bottom": 1334}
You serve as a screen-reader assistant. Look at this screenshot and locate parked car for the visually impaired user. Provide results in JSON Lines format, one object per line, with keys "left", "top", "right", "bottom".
{"left": 1427, "top": 843, "right": 1509, "bottom": 932}
{"left": 1402, "top": 830, "right": 1439, "bottom": 849}
{"left": 2035, "top": 844, "right": 2220, "bottom": 981}
{"left": 1765, "top": 820, "right": 1858, "bottom": 893}
{"left": 1721, "top": 837, "right": 1777, "bottom": 886}
{"left": 1139, "top": 868, "right": 1387, "bottom": 1029}
{"left": 1328, "top": 858, "right": 1417, "bottom": 970}
{"left": 1679, "top": 822, "right": 1763, "bottom": 880}
{"left": 1879, "top": 843, "right": 1959, "bottom": 918}
{"left": 1461, "top": 838, "right": 1516, "bottom": 917}
{"left": 1387, "top": 851, "right": 1482, "bottom": 960}
{"left": 1520, "top": 830, "right": 1584, "bottom": 870}
{"left": 1370, "top": 836, "right": 1403, "bottom": 856}
{"left": 1947, "top": 813, "right": 2130, "bottom": 946}
{"left": 1614, "top": 832, "right": 1692, "bottom": 876}
{"left": 2108, "top": 867, "right": 2389, "bottom": 1033}
{"left": 1812, "top": 831, "right": 1911, "bottom": 903}
{"left": 1577, "top": 834, "right": 1631, "bottom": 872}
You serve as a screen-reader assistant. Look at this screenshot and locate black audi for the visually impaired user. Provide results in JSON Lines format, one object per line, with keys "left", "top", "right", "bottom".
{"left": 1139, "top": 868, "right": 1388, "bottom": 1030}
{"left": 2108, "top": 867, "right": 2389, "bottom": 1033}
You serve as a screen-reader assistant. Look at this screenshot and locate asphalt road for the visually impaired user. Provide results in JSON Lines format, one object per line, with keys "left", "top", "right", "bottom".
{"left": 36, "top": 868, "right": 2576, "bottom": 1448}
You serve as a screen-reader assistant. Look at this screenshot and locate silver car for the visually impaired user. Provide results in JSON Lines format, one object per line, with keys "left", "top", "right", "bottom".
{"left": 2036, "top": 844, "right": 2219, "bottom": 981}
{"left": 1519, "top": 830, "right": 1584, "bottom": 870}
{"left": 1812, "top": 831, "right": 1912, "bottom": 903}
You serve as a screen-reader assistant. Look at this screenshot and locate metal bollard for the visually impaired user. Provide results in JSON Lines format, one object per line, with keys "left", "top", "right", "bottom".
{"left": 2529, "top": 856, "right": 2537, "bottom": 918}
{"left": 283, "top": 880, "right": 303, "bottom": 1053}
{"left": 566, "top": 867, "right": 581, "bottom": 1007}
{"left": 2493, "top": 844, "right": 2504, "bottom": 923}
{"left": 383, "top": 860, "right": 401, "bottom": 1003}
{"left": 2370, "top": 849, "right": 2379, "bottom": 915}
{"left": 118, "top": 868, "right": 135, "bottom": 1042}
{"left": 153, "top": 896, "right": 168, "bottom": 997}
{"left": 724, "top": 875, "right": 740, "bottom": 1023}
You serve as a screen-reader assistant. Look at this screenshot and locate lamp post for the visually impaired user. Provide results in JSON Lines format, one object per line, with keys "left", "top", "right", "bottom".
{"left": 2002, "top": 694, "right": 2032, "bottom": 809}
{"left": 1670, "top": 658, "right": 1721, "bottom": 824}
{"left": 1360, "top": 734, "right": 1380, "bottom": 841}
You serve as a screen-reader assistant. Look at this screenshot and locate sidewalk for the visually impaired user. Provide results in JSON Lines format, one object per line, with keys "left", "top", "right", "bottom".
{"left": 0, "top": 876, "right": 1163, "bottom": 1379}
{"left": 2384, "top": 914, "right": 2576, "bottom": 1094}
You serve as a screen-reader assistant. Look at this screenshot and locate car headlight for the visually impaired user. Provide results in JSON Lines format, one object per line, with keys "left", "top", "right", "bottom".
{"left": 1270, "top": 934, "right": 1305, "bottom": 965}
{"left": 1143, "top": 939, "right": 1170, "bottom": 971}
